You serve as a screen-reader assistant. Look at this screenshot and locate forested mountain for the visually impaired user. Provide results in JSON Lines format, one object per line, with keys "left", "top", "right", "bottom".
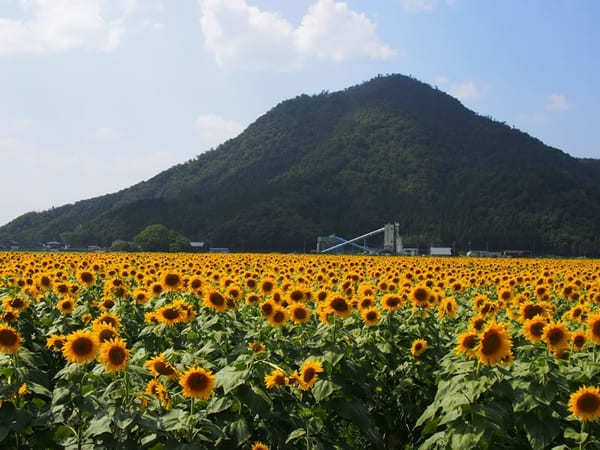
{"left": 2, "top": 74, "right": 600, "bottom": 255}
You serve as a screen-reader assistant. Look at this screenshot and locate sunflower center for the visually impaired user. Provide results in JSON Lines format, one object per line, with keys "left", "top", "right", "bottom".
{"left": 9, "top": 298, "right": 24, "bottom": 309}
{"left": 162, "top": 308, "right": 180, "bottom": 320}
{"left": 108, "top": 347, "right": 127, "bottom": 365}
{"left": 524, "top": 305, "right": 544, "bottom": 320}
{"left": 164, "top": 274, "right": 180, "bottom": 287}
{"left": 413, "top": 288, "right": 428, "bottom": 302}
{"left": 415, "top": 343, "right": 423, "bottom": 351}
{"left": 530, "top": 322, "right": 545, "bottom": 338}
{"left": 99, "top": 329, "right": 117, "bottom": 343}
{"left": 577, "top": 393, "right": 600, "bottom": 413}
{"left": 262, "top": 281, "right": 274, "bottom": 292}
{"left": 72, "top": 337, "right": 93, "bottom": 356}
{"left": 261, "top": 303, "right": 273, "bottom": 315}
{"left": 210, "top": 293, "right": 224, "bottom": 306}
{"left": 293, "top": 308, "right": 307, "bottom": 320}
{"left": 574, "top": 335, "right": 585, "bottom": 348}
{"left": 81, "top": 272, "right": 93, "bottom": 283}
{"left": 303, "top": 368, "right": 316, "bottom": 383}
{"left": 386, "top": 297, "right": 400, "bottom": 307}
{"left": 592, "top": 321, "right": 600, "bottom": 338}
{"left": 463, "top": 335, "right": 477, "bottom": 349}
{"left": 274, "top": 374, "right": 286, "bottom": 385}
{"left": 188, "top": 373, "right": 208, "bottom": 391}
{"left": 366, "top": 311, "right": 377, "bottom": 321}
{"left": 330, "top": 298, "right": 348, "bottom": 312}
{"left": 273, "top": 311, "right": 285, "bottom": 323}
{"left": 290, "top": 290, "right": 304, "bottom": 302}
{"left": 155, "top": 361, "right": 175, "bottom": 375}
{"left": 0, "top": 329, "right": 18, "bottom": 346}
{"left": 548, "top": 328, "right": 564, "bottom": 345}
{"left": 481, "top": 332, "right": 502, "bottom": 356}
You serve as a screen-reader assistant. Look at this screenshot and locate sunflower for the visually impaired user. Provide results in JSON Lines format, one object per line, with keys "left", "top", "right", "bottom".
{"left": 145, "top": 354, "right": 179, "bottom": 379}
{"left": 18, "top": 383, "right": 29, "bottom": 396}
{"left": 286, "top": 370, "right": 300, "bottom": 387}
{"left": 522, "top": 315, "right": 547, "bottom": 344}
{"left": 328, "top": 296, "right": 351, "bottom": 318}
{"left": 542, "top": 321, "right": 571, "bottom": 352}
{"left": 381, "top": 294, "right": 403, "bottom": 311}
{"left": 145, "top": 379, "right": 171, "bottom": 409}
{"left": 1, "top": 309, "right": 19, "bottom": 323}
{"left": 361, "top": 307, "right": 381, "bottom": 326}
{"left": 62, "top": 330, "right": 99, "bottom": 364}
{"left": 98, "top": 297, "right": 116, "bottom": 310}
{"left": 98, "top": 337, "right": 129, "bottom": 372}
{"left": 456, "top": 331, "right": 478, "bottom": 357}
{"left": 438, "top": 297, "right": 458, "bottom": 318}
{"left": 57, "top": 297, "right": 75, "bottom": 314}
{"left": 477, "top": 322, "right": 512, "bottom": 366}
{"left": 569, "top": 386, "right": 600, "bottom": 422}
{"left": 46, "top": 334, "right": 66, "bottom": 352}
{"left": 470, "top": 314, "right": 487, "bottom": 332}
{"left": 246, "top": 293, "right": 260, "bottom": 305}
{"left": 156, "top": 304, "right": 184, "bottom": 326}
{"left": 267, "top": 307, "right": 288, "bottom": 327}
{"left": 93, "top": 312, "right": 121, "bottom": 330}
{"left": 497, "top": 287, "right": 513, "bottom": 302}
{"left": 587, "top": 314, "right": 600, "bottom": 345}
{"left": 95, "top": 323, "right": 119, "bottom": 343}
{"left": 161, "top": 272, "right": 182, "bottom": 291}
{"left": 573, "top": 329, "right": 587, "bottom": 351}
{"left": 520, "top": 301, "right": 547, "bottom": 322}
{"left": 150, "top": 282, "right": 163, "bottom": 297}
{"left": 77, "top": 270, "right": 95, "bottom": 286}
{"left": 204, "top": 290, "right": 227, "bottom": 312}
{"left": 179, "top": 367, "right": 215, "bottom": 400}
{"left": 409, "top": 285, "right": 431, "bottom": 309}
{"left": 260, "top": 278, "right": 276, "bottom": 295}
{"left": 299, "top": 360, "right": 323, "bottom": 391}
{"left": 3, "top": 296, "right": 29, "bottom": 312}
{"left": 411, "top": 339, "right": 427, "bottom": 356}
{"left": 260, "top": 300, "right": 275, "bottom": 318}
{"left": 0, "top": 323, "right": 21, "bottom": 353}
{"left": 264, "top": 369, "right": 287, "bottom": 389}
{"left": 248, "top": 342, "right": 265, "bottom": 353}
{"left": 81, "top": 313, "right": 92, "bottom": 325}
{"left": 289, "top": 303, "right": 311, "bottom": 324}
{"left": 251, "top": 443, "right": 269, "bottom": 450}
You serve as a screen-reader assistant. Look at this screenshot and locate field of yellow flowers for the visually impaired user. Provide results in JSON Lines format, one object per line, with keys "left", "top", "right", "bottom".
{"left": 1, "top": 251, "right": 600, "bottom": 449}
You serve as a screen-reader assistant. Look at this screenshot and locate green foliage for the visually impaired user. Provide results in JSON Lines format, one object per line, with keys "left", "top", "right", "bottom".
{"left": 1, "top": 74, "right": 600, "bottom": 255}
{"left": 133, "top": 225, "right": 190, "bottom": 252}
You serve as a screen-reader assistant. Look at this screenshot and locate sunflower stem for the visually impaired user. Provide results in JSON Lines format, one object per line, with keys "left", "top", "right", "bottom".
{"left": 579, "top": 421, "right": 586, "bottom": 450}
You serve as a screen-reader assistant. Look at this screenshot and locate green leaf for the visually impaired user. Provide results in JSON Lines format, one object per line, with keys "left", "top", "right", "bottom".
{"left": 53, "top": 425, "right": 75, "bottom": 445}
{"left": 311, "top": 380, "right": 339, "bottom": 402}
{"left": 158, "top": 409, "right": 187, "bottom": 432}
{"left": 28, "top": 382, "right": 51, "bottom": 397}
{"left": 206, "top": 396, "right": 233, "bottom": 415}
{"left": 216, "top": 366, "right": 248, "bottom": 394}
{"left": 286, "top": 428, "right": 306, "bottom": 444}
{"left": 229, "top": 418, "right": 250, "bottom": 445}
{"left": 85, "top": 415, "right": 112, "bottom": 437}
{"left": 141, "top": 433, "right": 157, "bottom": 446}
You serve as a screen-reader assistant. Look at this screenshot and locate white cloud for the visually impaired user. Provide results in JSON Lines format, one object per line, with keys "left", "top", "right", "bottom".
{"left": 194, "top": 114, "right": 245, "bottom": 148}
{"left": 449, "top": 80, "right": 483, "bottom": 101}
{"left": 546, "top": 93, "right": 571, "bottom": 112}
{"left": 0, "top": 0, "right": 163, "bottom": 55}
{"left": 434, "top": 75, "right": 449, "bottom": 85}
{"left": 199, "top": 0, "right": 395, "bottom": 70}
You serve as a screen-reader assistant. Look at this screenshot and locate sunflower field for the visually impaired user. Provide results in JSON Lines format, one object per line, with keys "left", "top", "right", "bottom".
{"left": 1, "top": 252, "right": 600, "bottom": 449}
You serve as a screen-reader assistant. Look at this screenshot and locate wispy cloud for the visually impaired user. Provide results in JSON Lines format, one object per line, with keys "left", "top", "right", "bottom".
{"left": 0, "top": 0, "right": 164, "bottom": 55}
{"left": 545, "top": 93, "right": 571, "bottom": 112}
{"left": 449, "top": 80, "right": 484, "bottom": 101}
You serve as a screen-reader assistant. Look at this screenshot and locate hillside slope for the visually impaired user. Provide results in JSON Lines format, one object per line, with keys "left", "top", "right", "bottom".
{"left": 2, "top": 74, "right": 599, "bottom": 255}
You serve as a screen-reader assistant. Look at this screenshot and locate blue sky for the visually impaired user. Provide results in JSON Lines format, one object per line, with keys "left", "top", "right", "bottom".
{"left": 0, "top": 0, "right": 598, "bottom": 226}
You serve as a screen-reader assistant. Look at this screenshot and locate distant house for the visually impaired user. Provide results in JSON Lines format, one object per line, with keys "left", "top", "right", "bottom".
{"left": 209, "top": 247, "right": 230, "bottom": 253}
{"left": 503, "top": 250, "right": 531, "bottom": 258}
{"left": 190, "top": 242, "right": 206, "bottom": 252}
{"left": 44, "top": 241, "right": 64, "bottom": 250}
{"left": 430, "top": 247, "right": 453, "bottom": 256}
{"left": 87, "top": 245, "right": 103, "bottom": 251}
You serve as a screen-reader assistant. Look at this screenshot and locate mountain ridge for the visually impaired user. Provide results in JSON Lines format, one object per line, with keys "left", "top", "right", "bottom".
{"left": 2, "top": 74, "right": 600, "bottom": 255}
